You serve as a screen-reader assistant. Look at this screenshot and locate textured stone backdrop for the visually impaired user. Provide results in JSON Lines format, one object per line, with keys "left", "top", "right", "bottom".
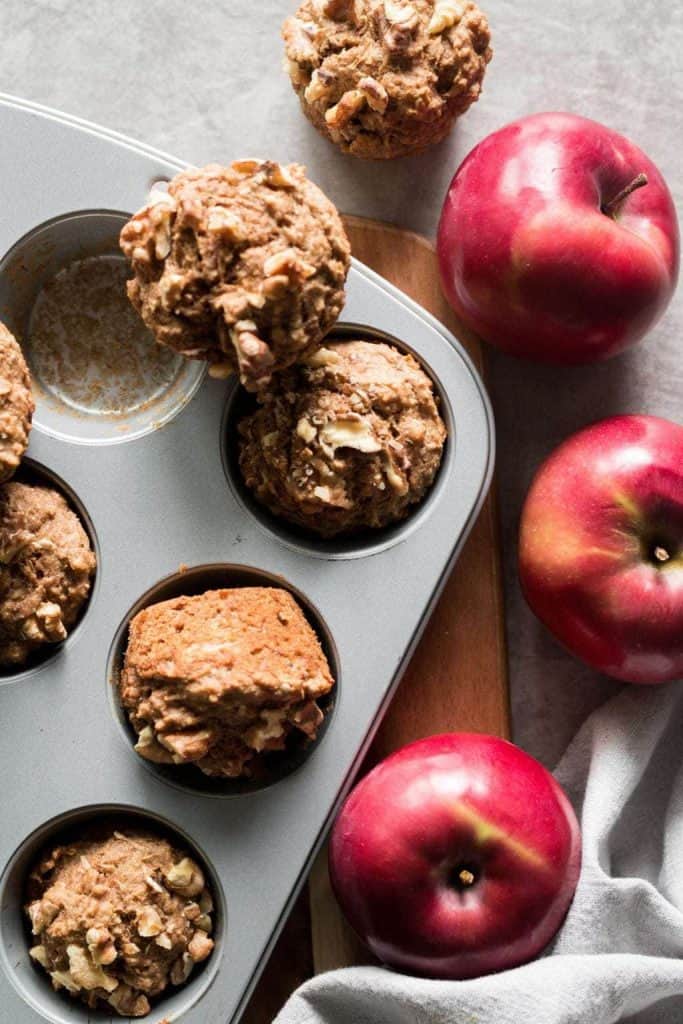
{"left": 1, "top": 0, "right": 680, "bottom": 765}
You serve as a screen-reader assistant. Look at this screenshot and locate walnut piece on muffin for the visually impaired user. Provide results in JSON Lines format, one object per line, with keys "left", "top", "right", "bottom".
{"left": 118, "top": 587, "right": 335, "bottom": 778}
{"left": 238, "top": 339, "right": 447, "bottom": 537}
{"left": 283, "top": 0, "right": 492, "bottom": 159}
{"left": 120, "top": 162, "right": 351, "bottom": 391}
{"left": 0, "top": 482, "right": 96, "bottom": 667}
{"left": 25, "top": 828, "right": 215, "bottom": 1018}
{"left": 0, "top": 322, "right": 33, "bottom": 482}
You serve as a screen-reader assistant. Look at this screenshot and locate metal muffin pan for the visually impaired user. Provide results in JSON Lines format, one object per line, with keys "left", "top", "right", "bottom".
{"left": 0, "top": 93, "right": 495, "bottom": 1023}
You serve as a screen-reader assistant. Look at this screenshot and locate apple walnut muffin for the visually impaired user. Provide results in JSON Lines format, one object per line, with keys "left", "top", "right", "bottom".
{"left": 25, "top": 828, "right": 215, "bottom": 1018}
{"left": 238, "top": 339, "right": 447, "bottom": 537}
{"left": 0, "top": 322, "right": 34, "bottom": 483}
{"left": 118, "top": 587, "right": 335, "bottom": 778}
{"left": 283, "top": 0, "right": 492, "bottom": 159}
{"left": 0, "top": 482, "right": 96, "bottom": 667}
{"left": 120, "top": 162, "right": 351, "bottom": 391}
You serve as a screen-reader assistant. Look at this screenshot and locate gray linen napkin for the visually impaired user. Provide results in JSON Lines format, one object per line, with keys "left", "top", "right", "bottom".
{"left": 275, "top": 684, "right": 683, "bottom": 1024}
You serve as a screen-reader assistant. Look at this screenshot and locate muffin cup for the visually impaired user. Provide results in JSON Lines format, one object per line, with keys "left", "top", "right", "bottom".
{"left": 107, "top": 563, "right": 340, "bottom": 797}
{"left": 222, "top": 323, "right": 454, "bottom": 560}
{"left": 0, "top": 210, "right": 205, "bottom": 445}
{"left": 0, "top": 804, "right": 225, "bottom": 1024}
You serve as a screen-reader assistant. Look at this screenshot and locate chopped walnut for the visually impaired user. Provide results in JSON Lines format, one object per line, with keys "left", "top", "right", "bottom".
{"left": 170, "top": 952, "right": 194, "bottom": 986}
{"left": 383, "top": 450, "right": 409, "bottom": 494}
{"left": 261, "top": 161, "right": 298, "bottom": 189}
{"left": 315, "top": 0, "right": 357, "bottom": 18}
{"left": 326, "top": 89, "right": 367, "bottom": 129}
{"left": 188, "top": 931, "right": 214, "bottom": 963}
{"left": 319, "top": 417, "right": 382, "bottom": 454}
{"left": 158, "top": 728, "right": 214, "bottom": 762}
{"left": 291, "top": 700, "right": 325, "bottom": 737}
{"left": 145, "top": 874, "right": 165, "bottom": 894}
{"left": 262, "top": 274, "right": 291, "bottom": 299}
{"left": 296, "top": 417, "right": 318, "bottom": 444}
{"left": 107, "top": 984, "right": 151, "bottom": 1017}
{"left": 134, "top": 725, "right": 174, "bottom": 764}
{"left": 381, "top": 0, "right": 420, "bottom": 49}
{"left": 86, "top": 927, "right": 118, "bottom": 966}
{"left": 149, "top": 202, "right": 175, "bottom": 261}
{"left": 383, "top": 0, "right": 418, "bottom": 25}
{"left": 32, "top": 602, "right": 65, "bottom": 641}
{"left": 230, "top": 322, "right": 276, "bottom": 389}
{"left": 66, "top": 944, "right": 119, "bottom": 993}
{"left": 359, "top": 76, "right": 389, "bottom": 114}
{"left": 206, "top": 206, "right": 243, "bottom": 240}
{"left": 263, "top": 248, "right": 316, "bottom": 283}
{"left": 50, "top": 968, "right": 81, "bottom": 994}
{"left": 165, "top": 858, "right": 206, "bottom": 898}
{"left": 28, "top": 899, "right": 59, "bottom": 933}
{"left": 158, "top": 271, "right": 185, "bottom": 309}
{"left": 304, "top": 346, "right": 342, "bottom": 368}
{"left": 428, "top": 0, "right": 466, "bottom": 33}
{"left": 284, "top": 18, "right": 319, "bottom": 62}
{"left": 29, "top": 945, "right": 49, "bottom": 968}
{"left": 136, "top": 906, "right": 164, "bottom": 938}
{"left": 304, "top": 68, "right": 336, "bottom": 103}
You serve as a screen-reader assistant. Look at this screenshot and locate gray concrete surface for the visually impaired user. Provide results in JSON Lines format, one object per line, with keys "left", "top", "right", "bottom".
{"left": 0, "top": 0, "right": 680, "bottom": 766}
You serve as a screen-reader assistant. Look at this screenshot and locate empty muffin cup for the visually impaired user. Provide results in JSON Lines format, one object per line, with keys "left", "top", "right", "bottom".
{"left": 0, "top": 211, "right": 205, "bottom": 444}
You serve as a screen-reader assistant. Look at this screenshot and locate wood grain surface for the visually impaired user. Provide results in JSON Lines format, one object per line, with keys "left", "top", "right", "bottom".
{"left": 242, "top": 216, "right": 509, "bottom": 1020}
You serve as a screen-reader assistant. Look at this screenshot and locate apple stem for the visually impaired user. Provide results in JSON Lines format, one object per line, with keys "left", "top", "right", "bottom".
{"left": 602, "top": 173, "right": 649, "bottom": 217}
{"left": 654, "top": 546, "right": 671, "bottom": 564}
{"left": 458, "top": 869, "right": 476, "bottom": 888}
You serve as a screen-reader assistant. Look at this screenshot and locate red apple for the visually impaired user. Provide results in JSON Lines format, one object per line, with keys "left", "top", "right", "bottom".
{"left": 519, "top": 414, "right": 683, "bottom": 684}
{"left": 437, "top": 112, "right": 679, "bottom": 363}
{"left": 329, "top": 733, "right": 581, "bottom": 979}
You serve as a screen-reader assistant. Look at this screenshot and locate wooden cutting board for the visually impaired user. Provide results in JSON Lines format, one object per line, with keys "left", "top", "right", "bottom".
{"left": 242, "top": 216, "right": 510, "bottom": 1022}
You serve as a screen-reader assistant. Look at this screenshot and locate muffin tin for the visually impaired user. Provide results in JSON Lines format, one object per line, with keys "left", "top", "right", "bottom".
{"left": 0, "top": 93, "right": 494, "bottom": 1023}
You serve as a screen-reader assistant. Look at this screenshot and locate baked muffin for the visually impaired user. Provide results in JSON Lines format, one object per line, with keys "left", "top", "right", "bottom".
{"left": 238, "top": 339, "right": 446, "bottom": 536}
{"left": 118, "top": 587, "right": 335, "bottom": 778}
{"left": 0, "top": 323, "right": 33, "bottom": 482}
{"left": 0, "top": 482, "right": 96, "bottom": 667}
{"left": 25, "top": 828, "right": 215, "bottom": 1018}
{"left": 120, "top": 162, "right": 351, "bottom": 391}
{"left": 283, "top": 0, "right": 492, "bottom": 159}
